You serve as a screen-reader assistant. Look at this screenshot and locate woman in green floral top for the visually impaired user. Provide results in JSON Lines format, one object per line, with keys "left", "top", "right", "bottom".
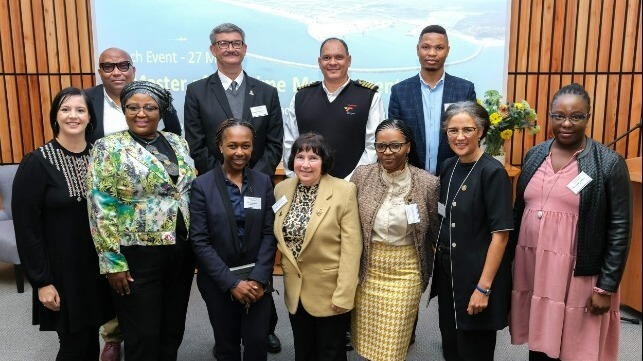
{"left": 87, "top": 81, "right": 196, "bottom": 361}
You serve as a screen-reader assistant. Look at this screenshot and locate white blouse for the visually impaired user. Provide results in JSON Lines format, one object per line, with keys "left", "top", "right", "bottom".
{"left": 371, "top": 166, "right": 414, "bottom": 246}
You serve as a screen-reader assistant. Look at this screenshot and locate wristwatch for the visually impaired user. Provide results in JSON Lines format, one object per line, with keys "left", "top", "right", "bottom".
{"left": 476, "top": 285, "right": 491, "bottom": 296}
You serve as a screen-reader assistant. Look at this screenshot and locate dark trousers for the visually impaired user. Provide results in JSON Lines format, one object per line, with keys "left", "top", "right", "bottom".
{"left": 268, "top": 292, "right": 278, "bottom": 334}
{"left": 434, "top": 251, "right": 497, "bottom": 361}
{"left": 289, "top": 303, "right": 348, "bottom": 361}
{"left": 197, "top": 272, "right": 271, "bottom": 361}
{"left": 55, "top": 325, "right": 99, "bottom": 361}
{"left": 529, "top": 350, "right": 560, "bottom": 361}
{"left": 112, "top": 242, "right": 194, "bottom": 361}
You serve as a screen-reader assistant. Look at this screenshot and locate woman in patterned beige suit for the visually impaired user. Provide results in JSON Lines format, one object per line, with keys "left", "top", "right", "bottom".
{"left": 274, "top": 133, "right": 362, "bottom": 361}
{"left": 350, "top": 119, "right": 440, "bottom": 361}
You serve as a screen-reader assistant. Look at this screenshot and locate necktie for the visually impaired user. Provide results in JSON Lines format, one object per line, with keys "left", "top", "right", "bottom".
{"left": 230, "top": 81, "right": 238, "bottom": 92}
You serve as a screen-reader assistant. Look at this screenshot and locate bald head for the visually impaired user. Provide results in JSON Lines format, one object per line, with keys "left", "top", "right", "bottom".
{"left": 98, "top": 47, "right": 136, "bottom": 103}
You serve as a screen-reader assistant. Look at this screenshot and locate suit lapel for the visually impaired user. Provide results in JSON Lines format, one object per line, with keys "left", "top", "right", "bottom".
{"left": 88, "top": 86, "right": 106, "bottom": 141}
{"left": 209, "top": 73, "right": 234, "bottom": 119}
{"left": 411, "top": 76, "right": 426, "bottom": 151}
{"left": 242, "top": 170, "right": 258, "bottom": 252}
{"left": 442, "top": 73, "right": 453, "bottom": 114}
{"left": 212, "top": 164, "right": 243, "bottom": 253}
{"left": 164, "top": 133, "right": 195, "bottom": 191}
{"left": 274, "top": 178, "right": 299, "bottom": 269}
{"left": 300, "top": 175, "right": 333, "bottom": 255}
{"left": 241, "top": 72, "right": 255, "bottom": 121}
{"left": 121, "top": 133, "right": 170, "bottom": 184}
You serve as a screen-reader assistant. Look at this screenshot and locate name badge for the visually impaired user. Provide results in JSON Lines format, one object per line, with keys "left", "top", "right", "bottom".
{"left": 405, "top": 204, "right": 421, "bottom": 224}
{"left": 272, "top": 195, "right": 288, "bottom": 213}
{"left": 437, "top": 202, "right": 446, "bottom": 217}
{"left": 250, "top": 105, "right": 268, "bottom": 117}
{"left": 567, "top": 171, "right": 593, "bottom": 194}
{"left": 244, "top": 196, "right": 262, "bottom": 210}
{"left": 444, "top": 103, "right": 453, "bottom": 111}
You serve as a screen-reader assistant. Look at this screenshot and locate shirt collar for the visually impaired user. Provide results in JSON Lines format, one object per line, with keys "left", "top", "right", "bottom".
{"left": 322, "top": 78, "right": 350, "bottom": 97}
{"left": 218, "top": 71, "right": 245, "bottom": 90}
{"left": 103, "top": 87, "right": 122, "bottom": 111}
{"left": 419, "top": 71, "right": 445, "bottom": 90}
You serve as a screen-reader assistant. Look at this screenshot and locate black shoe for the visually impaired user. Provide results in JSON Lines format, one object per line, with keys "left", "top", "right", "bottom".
{"left": 267, "top": 333, "right": 282, "bottom": 353}
{"left": 345, "top": 331, "right": 354, "bottom": 351}
{"left": 409, "top": 332, "right": 416, "bottom": 346}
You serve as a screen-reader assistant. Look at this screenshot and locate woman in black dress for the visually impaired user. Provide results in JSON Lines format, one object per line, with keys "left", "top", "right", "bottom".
{"left": 13, "top": 87, "right": 112, "bottom": 360}
{"left": 431, "top": 101, "right": 513, "bottom": 361}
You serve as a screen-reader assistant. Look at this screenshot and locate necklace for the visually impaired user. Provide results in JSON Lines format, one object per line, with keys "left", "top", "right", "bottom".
{"left": 128, "top": 130, "right": 159, "bottom": 145}
{"left": 128, "top": 131, "right": 179, "bottom": 176}
{"left": 537, "top": 148, "right": 583, "bottom": 219}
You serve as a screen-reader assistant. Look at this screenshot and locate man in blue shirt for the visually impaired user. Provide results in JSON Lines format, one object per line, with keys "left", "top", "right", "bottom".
{"left": 389, "top": 25, "right": 477, "bottom": 175}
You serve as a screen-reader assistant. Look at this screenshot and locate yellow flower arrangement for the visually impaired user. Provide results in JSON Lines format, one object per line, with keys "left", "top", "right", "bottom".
{"left": 480, "top": 90, "right": 540, "bottom": 157}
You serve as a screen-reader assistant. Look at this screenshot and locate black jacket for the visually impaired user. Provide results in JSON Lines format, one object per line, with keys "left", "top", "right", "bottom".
{"left": 512, "top": 137, "right": 631, "bottom": 292}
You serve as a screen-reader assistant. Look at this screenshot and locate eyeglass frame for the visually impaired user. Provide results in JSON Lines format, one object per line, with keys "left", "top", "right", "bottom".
{"left": 213, "top": 40, "right": 245, "bottom": 49}
{"left": 124, "top": 105, "right": 160, "bottom": 115}
{"left": 446, "top": 127, "right": 478, "bottom": 138}
{"left": 374, "top": 141, "right": 409, "bottom": 153}
{"left": 99, "top": 61, "right": 133, "bottom": 73}
{"left": 548, "top": 112, "right": 590, "bottom": 124}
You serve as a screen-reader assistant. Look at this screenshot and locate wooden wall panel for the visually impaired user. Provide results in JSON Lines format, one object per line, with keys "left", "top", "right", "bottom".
{"left": 0, "top": 0, "right": 641, "bottom": 164}
{"left": 508, "top": 0, "right": 642, "bottom": 164}
{"left": 0, "top": 0, "right": 95, "bottom": 164}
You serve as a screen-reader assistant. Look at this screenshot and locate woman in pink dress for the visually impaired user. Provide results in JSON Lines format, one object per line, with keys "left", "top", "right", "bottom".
{"left": 510, "top": 83, "right": 632, "bottom": 361}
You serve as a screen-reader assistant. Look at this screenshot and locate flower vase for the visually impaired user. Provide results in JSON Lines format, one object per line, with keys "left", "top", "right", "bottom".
{"left": 492, "top": 153, "right": 506, "bottom": 165}
{"left": 491, "top": 144, "right": 506, "bottom": 165}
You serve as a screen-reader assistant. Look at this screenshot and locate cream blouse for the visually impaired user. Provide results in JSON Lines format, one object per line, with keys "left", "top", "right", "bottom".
{"left": 371, "top": 166, "right": 414, "bottom": 246}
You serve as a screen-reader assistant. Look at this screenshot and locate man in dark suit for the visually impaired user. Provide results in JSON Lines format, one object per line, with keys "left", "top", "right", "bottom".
{"left": 389, "top": 25, "right": 476, "bottom": 175}
{"left": 86, "top": 47, "right": 182, "bottom": 145}
{"left": 184, "top": 23, "right": 283, "bottom": 177}
{"left": 86, "top": 47, "right": 183, "bottom": 361}
{"left": 183, "top": 23, "right": 283, "bottom": 354}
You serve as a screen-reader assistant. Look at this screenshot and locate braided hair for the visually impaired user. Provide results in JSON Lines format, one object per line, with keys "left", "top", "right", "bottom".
{"left": 215, "top": 118, "right": 256, "bottom": 146}
{"left": 375, "top": 118, "right": 422, "bottom": 168}
{"left": 551, "top": 83, "right": 591, "bottom": 111}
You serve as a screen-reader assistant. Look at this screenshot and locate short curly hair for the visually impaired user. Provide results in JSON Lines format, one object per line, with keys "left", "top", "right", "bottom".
{"left": 287, "top": 133, "right": 334, "bottom": 175}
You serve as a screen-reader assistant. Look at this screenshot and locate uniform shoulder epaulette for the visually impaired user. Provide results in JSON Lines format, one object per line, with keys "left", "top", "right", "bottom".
{"left": 354, "top": 79, "right": 379, "bottom": 91}
{"left": 297, "top": 81, "right": 322, "bottom": 91}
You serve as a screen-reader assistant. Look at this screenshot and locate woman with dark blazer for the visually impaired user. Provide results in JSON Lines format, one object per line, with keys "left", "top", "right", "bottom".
{"left": 189, "top": 119, "right": 277, "bottom": 361}
{"left": 432, "top": 101, "right": 513, "bottom": 361}
{"left": 273, "top": 133, "right": 362, "bottom": 361}
{"left": 350, "top": 119, "right": 439, "bottom": 361}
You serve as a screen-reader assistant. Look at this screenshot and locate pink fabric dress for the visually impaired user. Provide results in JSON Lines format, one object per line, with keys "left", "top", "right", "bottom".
{"left": 510, "top": 153, "right": 621, "bottom": 361}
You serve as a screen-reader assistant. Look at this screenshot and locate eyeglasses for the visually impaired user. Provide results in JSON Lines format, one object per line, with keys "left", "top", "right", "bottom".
{"left": 446, "top": 127, "right": 477, "bottom": 138}
{"left": 549, "top": 113, "right": 589, "bottom": 124}
{"left": 124, "top": 105, "right": 159, "bottom": 115}
{"left": 99, "top": 61, "right": 132, "bottom": 73}
{"left": 374, "top": 142, "right": 409, "bottom": 153}
{"left": 214, "top": 40, "right": 244, "bottom": 49}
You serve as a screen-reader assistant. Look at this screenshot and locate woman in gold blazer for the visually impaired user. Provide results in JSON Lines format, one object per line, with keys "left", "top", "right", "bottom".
{"left": 350, "top": 119, "right": 440, "bottom": 361}
{"left": 273, "top": 133, "right": 362, "bottom": 361}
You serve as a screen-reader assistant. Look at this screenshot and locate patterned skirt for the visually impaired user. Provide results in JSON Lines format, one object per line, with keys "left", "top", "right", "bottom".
{"left": 352, "top": 242, "right": 423, "bottom": 361}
